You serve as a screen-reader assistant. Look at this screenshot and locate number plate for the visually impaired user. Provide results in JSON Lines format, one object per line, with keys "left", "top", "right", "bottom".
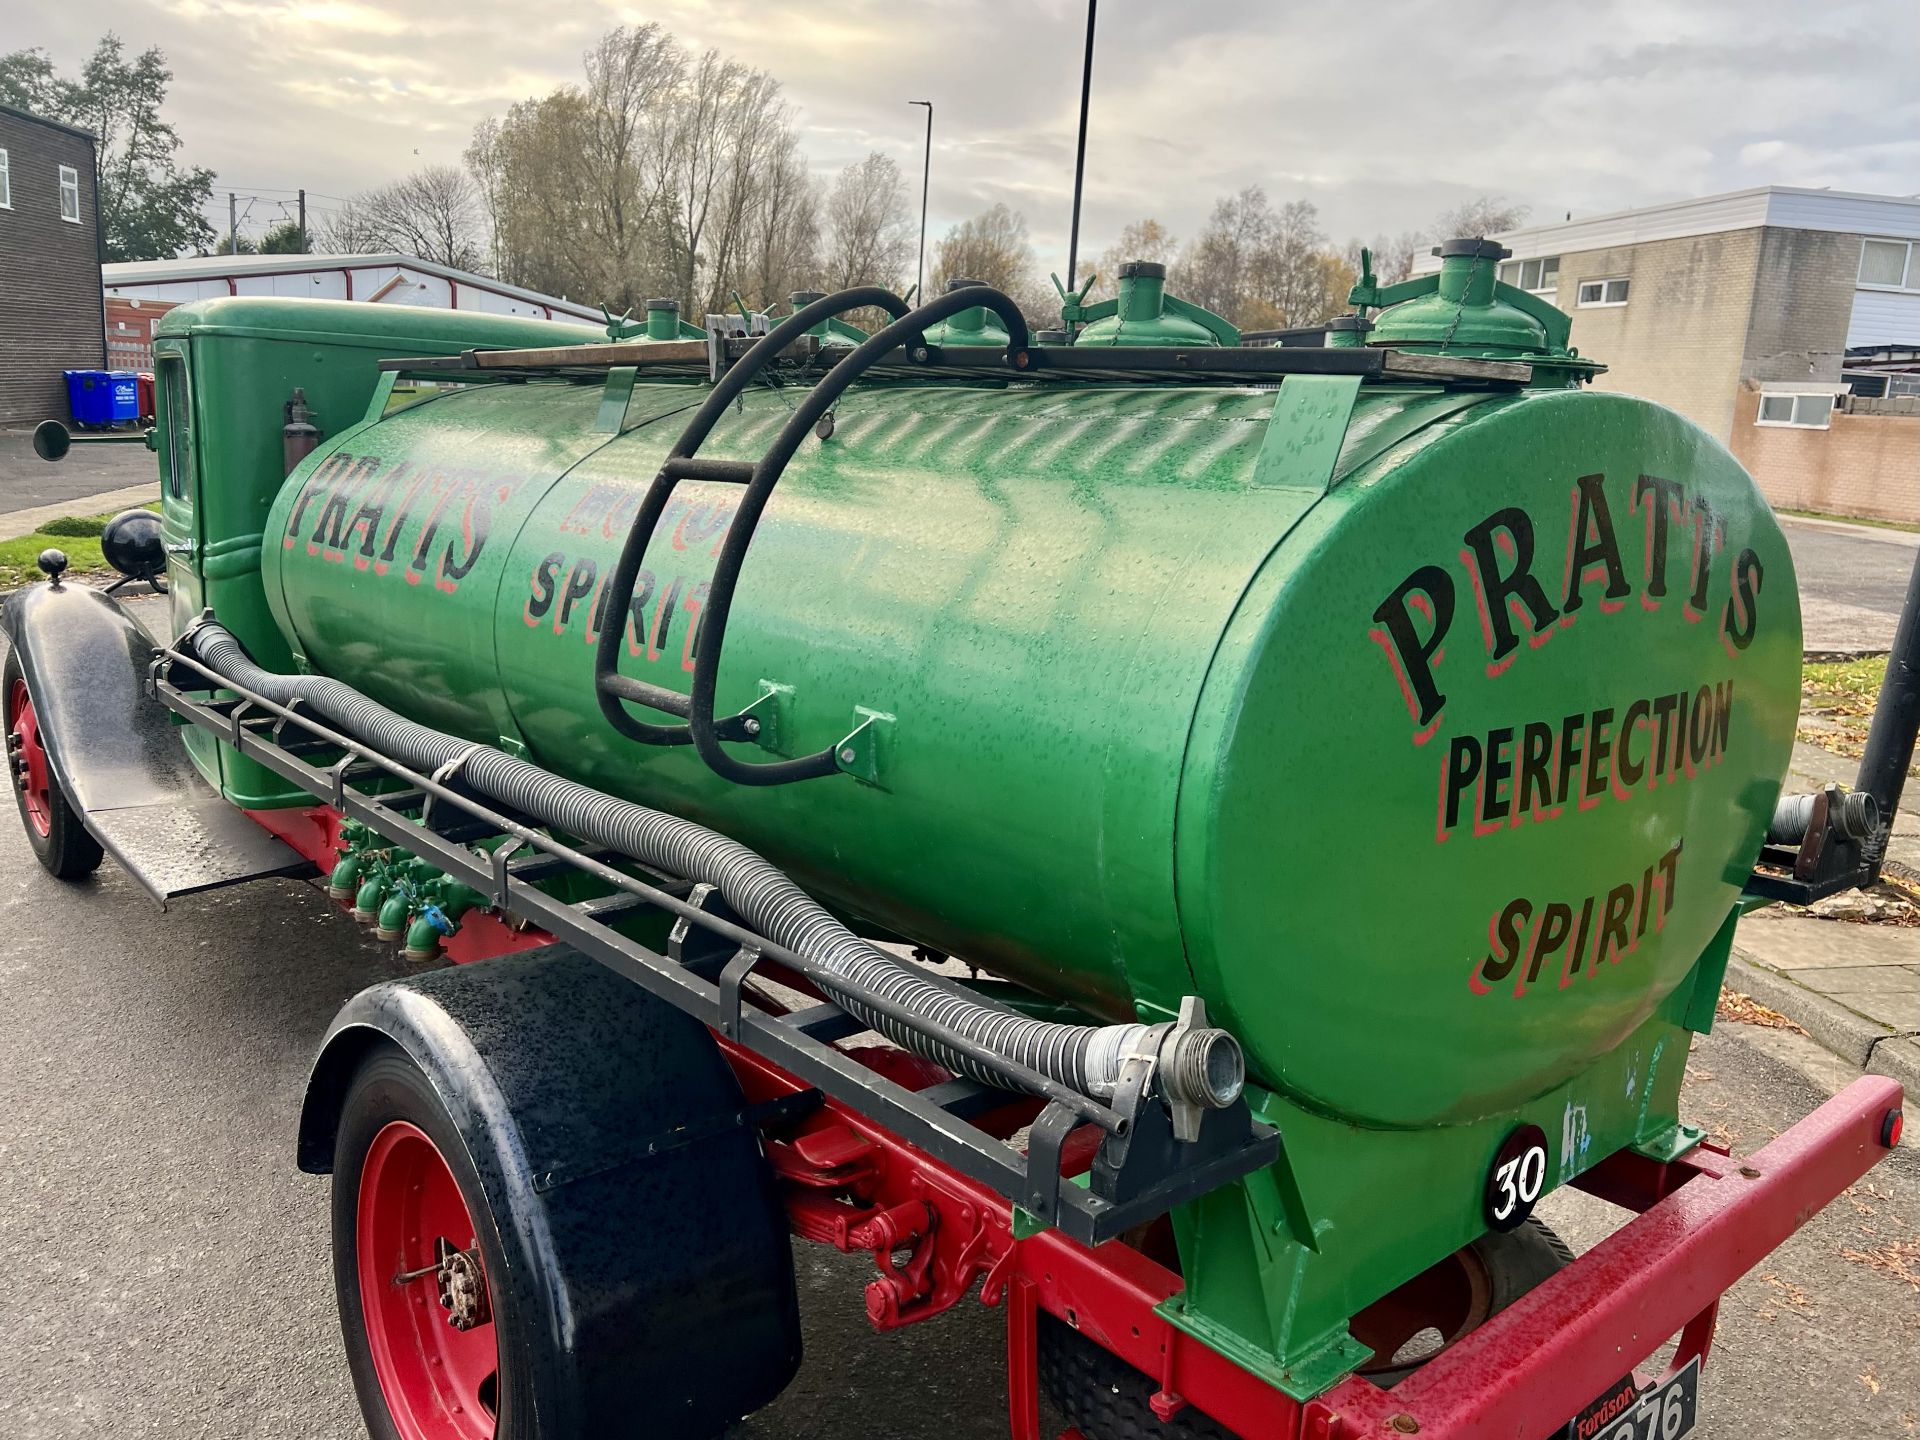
{"left": 1563, "top": 1359, "right": 1699, "bottom": 1440}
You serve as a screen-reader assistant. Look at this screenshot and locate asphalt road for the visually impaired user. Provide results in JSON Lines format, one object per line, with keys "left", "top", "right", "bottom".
{"left": 0, "top": 834, "right": 1912, "bottom": 1440}
{"left": 0, "top": 431, "right": 155, "bottom": 516}
{"left": 1781, "top": 515, "right": 1918, "bottom": 654}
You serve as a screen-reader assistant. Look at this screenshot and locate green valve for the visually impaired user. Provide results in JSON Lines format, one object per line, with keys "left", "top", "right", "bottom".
{"left": 1072, "top": 262, "right": 1237, "bottom": 348}
{"left": 1323, "top": 314, "right": 1373, "bottom": 350}
{"left": 641, "top": 299, "right": 703, "bottom": 342}
{"left": 1348, "top": 238, "right": 1603, "bottom": 385}
{"left": 790, "top": 291, "right": 869, "bottom": 349}
{"left": 917, "top": 279, "right": 1010, "bottom": 348}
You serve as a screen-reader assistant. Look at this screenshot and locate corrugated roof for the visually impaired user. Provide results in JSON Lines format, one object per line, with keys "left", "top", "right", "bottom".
{"left": 102, "top": 252, "right": 601, "bottom": 321}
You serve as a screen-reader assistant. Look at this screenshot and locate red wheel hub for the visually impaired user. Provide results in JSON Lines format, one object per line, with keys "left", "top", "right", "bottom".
{"left": 357, "top": 1121, "right": 500, "bottom": 1439}
{"left": 8, "top": 678, "right": 52, "bottom": 838}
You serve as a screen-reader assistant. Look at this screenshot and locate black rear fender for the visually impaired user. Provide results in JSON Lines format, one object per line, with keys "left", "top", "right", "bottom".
{"left": 300, "top": 945, "right": 803, "bottom": 1436}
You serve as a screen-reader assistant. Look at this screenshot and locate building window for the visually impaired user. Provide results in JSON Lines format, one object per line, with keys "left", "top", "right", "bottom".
{"left": 58, "top": 165, "right": 80, "bottom": 223}
{"left": 1756, "top": 392, "right": 1834, "bottom": 429}
{"left": 1887, "top": 375, "right": 1920, "bottom": 398}
{"left": 1858, "top": 238, "right": 1917, "bottom": 291}
{"left": 0, "top": 149, "right": 10, "bottom": 209}
{"left": 1576, "top": 277, "right": 1630, "bottom": 307}
{"left": 1497, "top": 256, "right": 1560, "bottom": 295}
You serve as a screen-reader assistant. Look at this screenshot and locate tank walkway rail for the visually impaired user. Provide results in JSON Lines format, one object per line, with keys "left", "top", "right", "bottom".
{"left": 147, "top": 641, "right": 1280, "bottom": 1248}
{"left": 380, "top": 332, "right": 1535, "bottom": 389}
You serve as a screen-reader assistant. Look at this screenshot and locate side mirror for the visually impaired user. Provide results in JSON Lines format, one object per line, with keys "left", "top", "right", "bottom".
{"left": 32, "top": 420, "right": 71, "bottom": 463}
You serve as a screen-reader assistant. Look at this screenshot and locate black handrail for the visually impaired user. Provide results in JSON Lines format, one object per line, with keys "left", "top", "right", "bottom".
{"left": 595, "top": 283, "right": 1034, "bottom": 787}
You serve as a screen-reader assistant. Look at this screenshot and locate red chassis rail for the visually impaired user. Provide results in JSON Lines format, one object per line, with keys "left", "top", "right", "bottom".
{"left": 257, "top": 806, "right": 1905, "bottom": 1440}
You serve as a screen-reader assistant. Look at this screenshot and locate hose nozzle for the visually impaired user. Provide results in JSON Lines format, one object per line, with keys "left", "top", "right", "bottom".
{"left": 1153, "top": 996, "right": 1246, "bottom": 1142}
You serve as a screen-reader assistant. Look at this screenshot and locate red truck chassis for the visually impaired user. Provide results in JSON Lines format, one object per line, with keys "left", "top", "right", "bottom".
{"left": 250, "top": 802, "right": 1905, "bottom": 1440}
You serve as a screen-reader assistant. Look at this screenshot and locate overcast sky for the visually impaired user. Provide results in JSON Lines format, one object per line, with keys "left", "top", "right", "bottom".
{"left": 13, "top": 0, "right": 1920, "bottom": 278}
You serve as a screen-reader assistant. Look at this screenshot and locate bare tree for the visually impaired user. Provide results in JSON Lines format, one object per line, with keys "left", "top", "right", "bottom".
{"left": 582, "top": 24, "right": 679, "bottom": 292}
{"left": 316, "top": 197, "right": 387, "bottom": 255}
{"left": 1433, "top": 195, "right": 1529, "bottom": 241}
{"left": 323, "top": 166, "right": 484, "bottom": 271}
{"left": 1175, "top": 188, "right": 1354, "bottom": 329}
{"left": 465, "top": 23, "right": 814, "bottom": 315}
{"left": 1094, "top": 218, "right": 1177, "bottom": 292}
{"left": 822, "top": 152, "right": 913, "bottom": 293}
{"left": 738, "top": 134, "right": 820, "bottom": 309}
{"left": 1345, "top": 231, "right": 1424, "bottom": 287}
{"left": 928, "top": 204, "right": 1052, "bottom": 321}
{"left": 1176, "top": 187, "right": 1273, "bottom": 324}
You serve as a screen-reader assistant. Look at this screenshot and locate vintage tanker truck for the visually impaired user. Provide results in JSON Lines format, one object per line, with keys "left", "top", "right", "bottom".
{"left": 8, "top": 244, "right": 1913, "bottom": 1440}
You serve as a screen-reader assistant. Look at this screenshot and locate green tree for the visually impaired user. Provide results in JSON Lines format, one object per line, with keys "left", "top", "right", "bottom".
{"left": 257, "top": 220, "right": 310, "bottom": 254}
{"left": 0, "top": 36, "right": 215, "bottom": 261}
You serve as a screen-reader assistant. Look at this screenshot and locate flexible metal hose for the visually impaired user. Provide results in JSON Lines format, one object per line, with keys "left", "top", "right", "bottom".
{"left": 191, "top": 623, "right": 1243, "bottom": 1112}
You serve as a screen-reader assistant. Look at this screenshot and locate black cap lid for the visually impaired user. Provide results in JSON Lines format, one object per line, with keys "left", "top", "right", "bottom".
{"left": 1119, "top": 260, "right": 1166, "bottom": 280}
{"left": 789, "top": 290, "right": 826, "bottom": 306}
{"left": 945, "top": 277, "right": 985, "bottom": 292}
{"left": 1431, "top": 237, "right": 1512, "bottom": 260}
{"left": 1327, "top": 314, "right": 1374, "bottom": 332}
{"left": 1035, "top": 329, "right": 1068, "bottom": 344}
{"left": 645, "top": 297, "right": 679, "bottom": 311}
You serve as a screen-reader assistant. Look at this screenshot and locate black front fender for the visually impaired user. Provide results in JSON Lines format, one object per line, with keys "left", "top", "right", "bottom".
{"left": 0, "top": 581, "right": 306, "bottom": 900}
{"left": 1, "top": 580, "right": 184, "bottom": 815}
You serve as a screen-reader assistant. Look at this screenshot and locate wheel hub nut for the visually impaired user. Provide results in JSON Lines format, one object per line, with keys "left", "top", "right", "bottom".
{"left": 437, "top": 1245, "right": 491, "bottom": 1331}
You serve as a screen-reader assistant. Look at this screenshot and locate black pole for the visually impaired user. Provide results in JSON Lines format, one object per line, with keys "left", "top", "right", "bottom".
{"left": 911, "top": 101, "right": 933, "bottom": 300}
{"left": 1064, "top": 0, "right": 1097, "bottom": 293}
{"left": 1855, "top": 542, "right": 1920, "bottom": 869}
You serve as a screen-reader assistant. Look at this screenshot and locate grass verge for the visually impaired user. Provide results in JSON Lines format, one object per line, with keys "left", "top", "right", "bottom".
{"left": 0, "top": 507, "right": 158, "bottom": 588}
{"left": 1778, "top": 507, "right": 1920, "bottom": 535}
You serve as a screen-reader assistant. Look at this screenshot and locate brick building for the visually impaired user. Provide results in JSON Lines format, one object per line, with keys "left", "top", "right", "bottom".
{"left": 0, "top": 103, "right": 104, "bottom": 427}
{"left": 1417, "top": 187, "right": 1920, "bottom": 523}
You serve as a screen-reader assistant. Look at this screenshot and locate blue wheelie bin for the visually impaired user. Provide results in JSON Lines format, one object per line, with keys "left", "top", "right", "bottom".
{"left": 64, "top": 370, "right": 113, "bottom": 428}
{"left": 106, "top": 371, "right": 140, "bottom": 424}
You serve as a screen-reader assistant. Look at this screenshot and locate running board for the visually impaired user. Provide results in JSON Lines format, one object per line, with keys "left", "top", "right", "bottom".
{"left": 89, "top": 793, "right": 311, "bottom": 903}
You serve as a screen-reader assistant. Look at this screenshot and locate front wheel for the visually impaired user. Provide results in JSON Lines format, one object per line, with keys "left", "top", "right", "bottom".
{"left": 333, "top": 1048, "right": 525, "bottom": 1440}
{"left": 4, "top": 653, "right": 103, "bottom": 880}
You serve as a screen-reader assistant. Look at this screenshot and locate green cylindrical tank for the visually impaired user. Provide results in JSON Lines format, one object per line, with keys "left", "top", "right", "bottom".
{"left": 918, "top": 279, "right": 1010, "bottom": 347}
{"left": 258, "top": 362, "right": 1799, "bottom": 1131}
{"left": 1074, "top": 262, "right": 1236, "bottom": 347}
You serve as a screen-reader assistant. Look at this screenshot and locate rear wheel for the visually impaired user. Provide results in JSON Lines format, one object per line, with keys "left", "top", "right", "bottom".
{"left": 334, "top": 1048, "right": 526, "bottom": 1440}
{"left": 1037, "top": 1220, "right": 1573, "bottom": 1439}
{"left": 4, "top": 654, "right": 102, "bottom": 880}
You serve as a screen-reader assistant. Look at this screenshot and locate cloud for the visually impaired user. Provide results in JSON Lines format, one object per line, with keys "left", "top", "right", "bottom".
{"left": 11, "top": 0, "right": 1919, "bottom": 277}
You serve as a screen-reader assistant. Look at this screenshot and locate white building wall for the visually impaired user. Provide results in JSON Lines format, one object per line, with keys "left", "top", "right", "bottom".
{"left": 1847, "top": 288, "right": 1920, "bottom": 348}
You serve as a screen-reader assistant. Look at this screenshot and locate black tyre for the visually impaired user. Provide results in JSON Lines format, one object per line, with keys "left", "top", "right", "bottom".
{"left": 321, "top": 952, "right": 802, "bottom": 1440}
{"left": 3, "top": 652, "right": 103, "bottom": 880}
{"left": 333, "top": 1044, "right": 530, "bottom": 1439}
{"left": 1037, "top": 1219, "right": 1574, "bottom": 1439}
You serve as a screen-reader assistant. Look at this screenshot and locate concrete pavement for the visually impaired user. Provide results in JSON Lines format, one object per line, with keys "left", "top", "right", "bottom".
{"left": 0, "top": 430, "right": 156, "bottom": 519}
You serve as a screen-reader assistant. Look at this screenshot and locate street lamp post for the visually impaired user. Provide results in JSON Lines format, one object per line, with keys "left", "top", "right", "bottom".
{"left": 910, "top": 100, "right": 933, "bottom": 301}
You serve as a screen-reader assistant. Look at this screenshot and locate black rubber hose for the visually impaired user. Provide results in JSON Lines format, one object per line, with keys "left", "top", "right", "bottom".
{"left": 189, "top": 623, "right": 1244, "bottom": 1112}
